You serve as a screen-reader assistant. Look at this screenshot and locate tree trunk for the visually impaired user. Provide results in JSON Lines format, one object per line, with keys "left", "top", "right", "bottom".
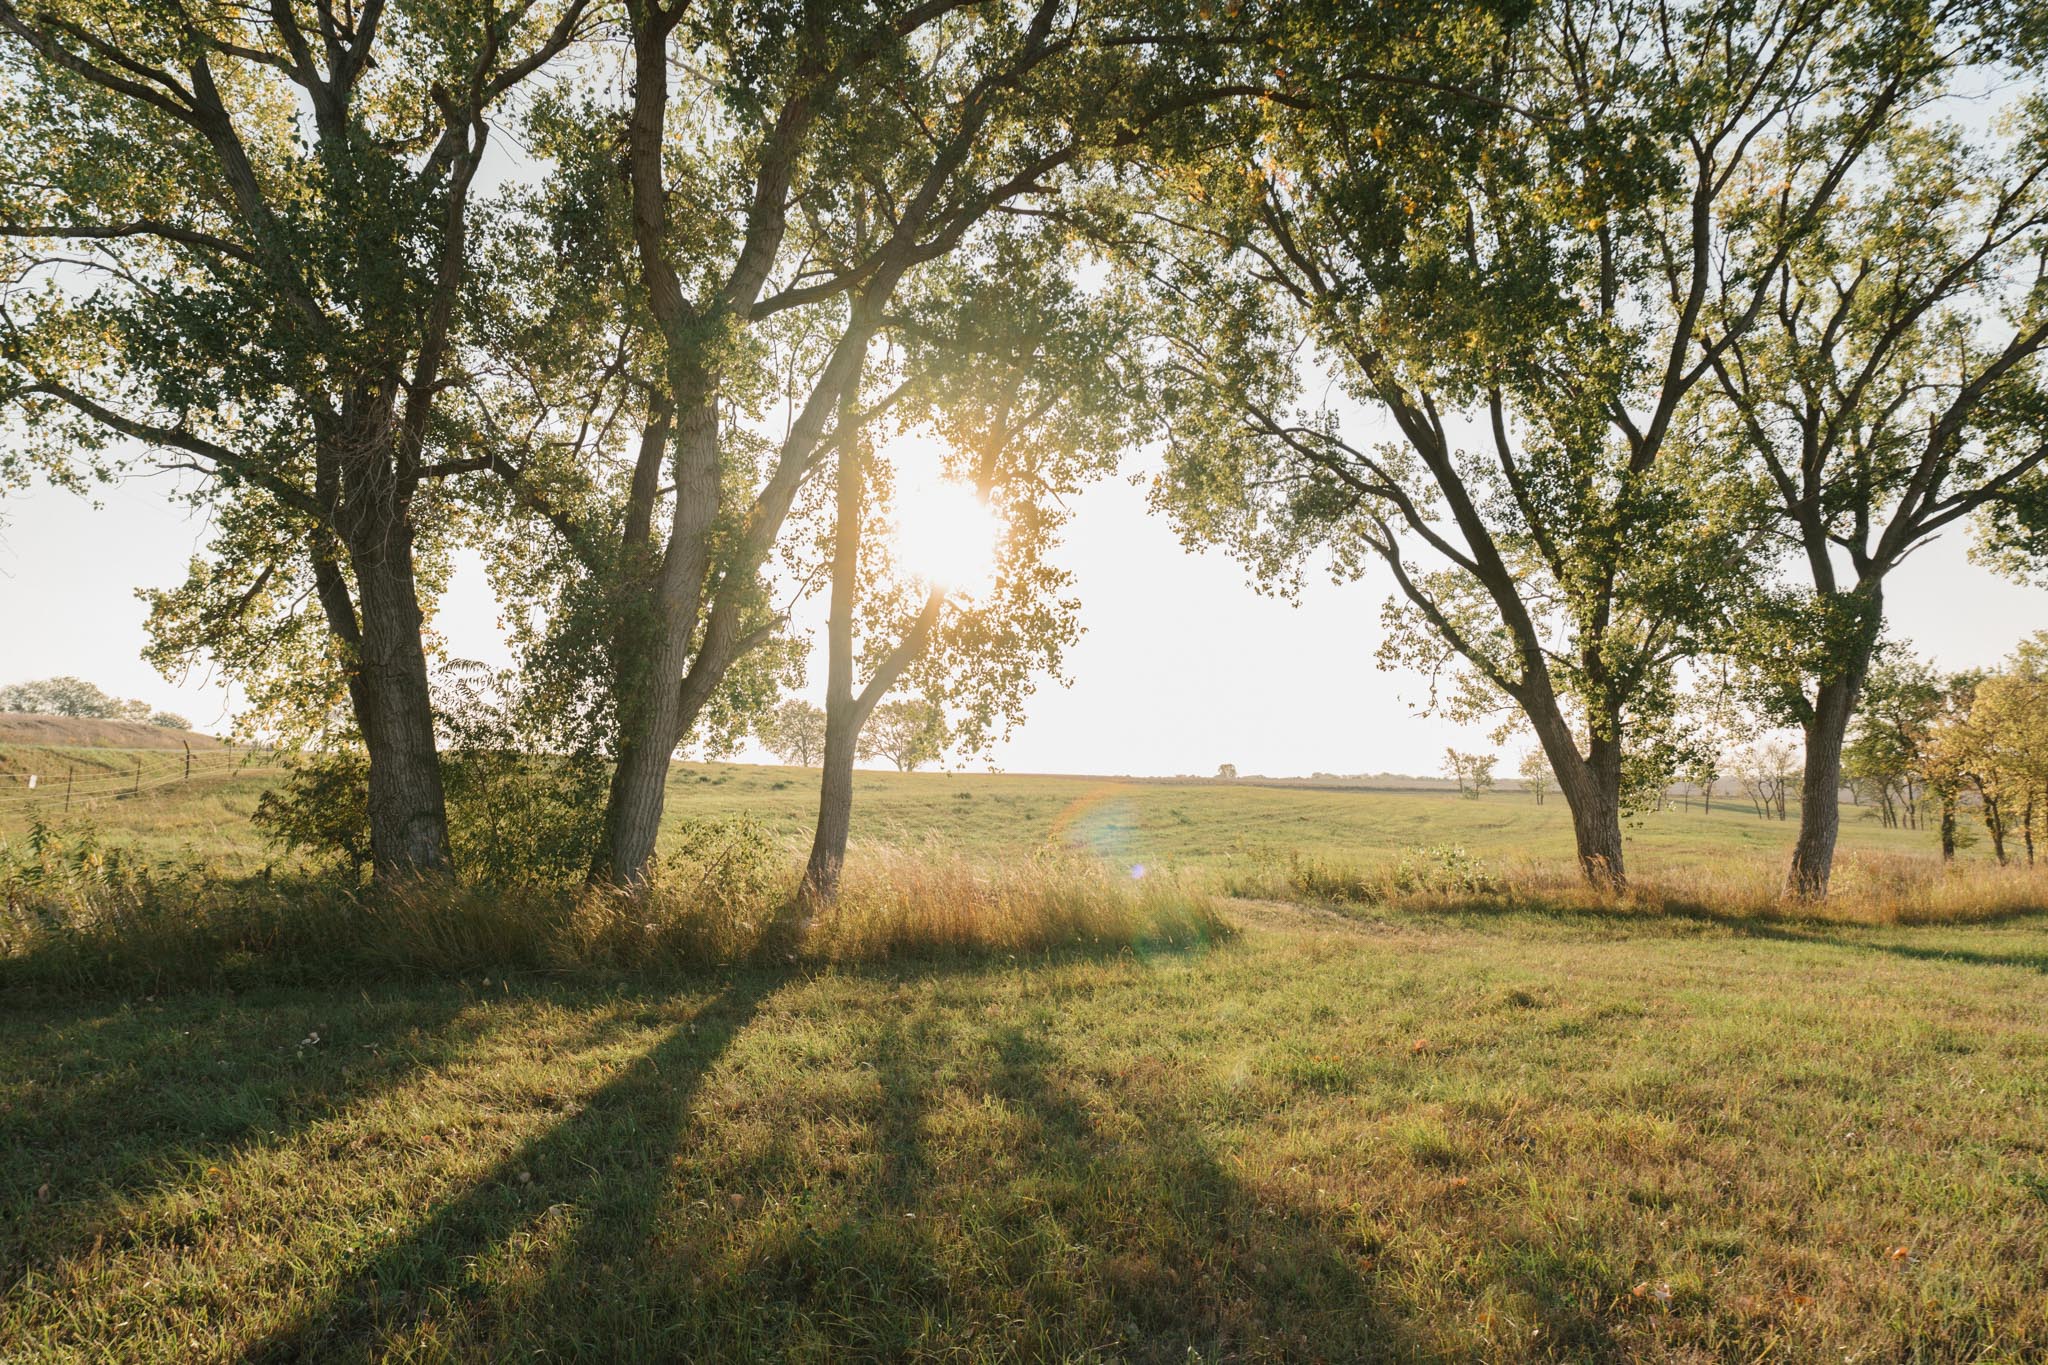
{"left": 1940, "top": 796, "right": 1957, "bottom": 861}
{"left": 802, "top": 709, "right": 860, "bottom": 907}
{"left": 1985, "top": 793, "right": 2008, "bottom": 864}
{"left": 347, "top": 521, "right": 452, "bottom": 879}
{"left": 1785, "top": 676, "right": 1856, "bottom": 898}
{"left": 798, "top": 378, "right": 947, "bottom": 907}
{"left": 595, "top": 397, "right": 724, "bottom": 885}
{"left": 1541, "top": 724, "right": 1626, "bottom": 890}
{"left": 801, "top": 397, "right": 867, "bottom": 909}
{"left": 1785, "top": 590, "right": 1881, "bottom": 899}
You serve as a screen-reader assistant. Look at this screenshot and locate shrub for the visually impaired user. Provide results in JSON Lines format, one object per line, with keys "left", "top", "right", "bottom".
{"left": 252, "top": 751, "right": 373, "bottom": 878}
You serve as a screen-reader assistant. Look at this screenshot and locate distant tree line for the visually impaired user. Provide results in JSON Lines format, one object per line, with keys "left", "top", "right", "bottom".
{"left": 1, "top": 677, "right": 187, "bottom": 730}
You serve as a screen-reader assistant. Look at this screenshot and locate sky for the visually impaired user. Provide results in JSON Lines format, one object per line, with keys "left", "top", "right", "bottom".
{"left": 2, "top": 451, "right": 2042, "bottom": 777}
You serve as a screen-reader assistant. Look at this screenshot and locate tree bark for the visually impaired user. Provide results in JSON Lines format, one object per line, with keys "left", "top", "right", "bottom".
{"left": 1536, "top": 721, "right": 1626, "bottom": 890}
{"left": 1785, "top": 677, "right": 1855, "bottom": 897}
{"left": 345, "top": 514, "right": 452, "bottom": 879}
{"left": 1984, "top": 793, "right": 2008, "bottom": 864}
{"left": 799, "top": 379, "right": 948, "bottom": 907}
{"left": 1939, "top": 796, "right": 1957, "bottom": 861}
{"left": 1785, "top": 589, "right": 1881, "bottom": 900}
{"left": 801, "top": 394, "right": 869, "bottom": 908}
{"left": 595, "top": 396, "right": 724, "bottom": 884}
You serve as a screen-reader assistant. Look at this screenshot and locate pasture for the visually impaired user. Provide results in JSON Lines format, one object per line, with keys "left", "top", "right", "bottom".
{"left": 4, "top": 743, "right": 2046, "bottom": 1360}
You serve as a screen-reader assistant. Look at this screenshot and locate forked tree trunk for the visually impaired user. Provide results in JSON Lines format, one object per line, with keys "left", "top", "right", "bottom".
{"left": 595, "top": 398, "right": 723, "bottom": 885}
{"left": 1984, "top": 793, "right": 2008, "bottom": 864}
{"left": 799, "top": 380, "right": 946, "bottom": 908}
{"left": 308, "top": 429, "right": 452, "bottom": 883}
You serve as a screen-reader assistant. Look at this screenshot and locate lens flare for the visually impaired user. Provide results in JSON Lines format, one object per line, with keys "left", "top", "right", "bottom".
{"left": 892, "top": 480, "right": 1000, "bottom": 596}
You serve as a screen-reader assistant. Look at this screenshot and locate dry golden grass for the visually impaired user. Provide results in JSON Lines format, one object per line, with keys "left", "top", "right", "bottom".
{"left": 1221, "top": 842, "right": 2048, "bottom": 927}
{"left": 0, "top": 824, "right": 1228, "bottom": 990}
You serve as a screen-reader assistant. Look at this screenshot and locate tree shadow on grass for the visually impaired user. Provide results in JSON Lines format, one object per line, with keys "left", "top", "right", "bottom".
{"left": 1737, "top": 927, "right": 2048, "bottom": 974}
{"left": 239, "top": 968, "right": 784, "bottom": 1362}
{"left": 420, "top": 978, "right": 1427, "bottom": 1362}
{"left": 0, "top": 983, "right": 498, "bottom": 1294}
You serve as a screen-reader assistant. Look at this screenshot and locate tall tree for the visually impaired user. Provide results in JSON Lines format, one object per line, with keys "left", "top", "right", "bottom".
{"left": 1138, "top": 0, "right": 1980, "bottom": 888}
{"left": 1707, "top": 109, "right": 2048, "bottom": 897}
{"left": 801, "top": 244, "right": 1137, "bottom": 903}
{"left": 462, "top": 0, "right": 1244, "bottom": 885}
{"left": 0, "top": 0, "right": 590, "bottom": 877}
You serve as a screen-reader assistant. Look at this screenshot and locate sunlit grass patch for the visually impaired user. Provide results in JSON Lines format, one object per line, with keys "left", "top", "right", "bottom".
{"left": 0, "top": 822, "right": 1229, "bottom": 990}
{"left": 1223, "top": 841, "right": 2048, "bottom": 927}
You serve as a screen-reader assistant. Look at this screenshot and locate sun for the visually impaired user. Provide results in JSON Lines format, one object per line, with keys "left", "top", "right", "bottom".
{"left": 892, "top": 479, "right": 1001, "bottom": 596}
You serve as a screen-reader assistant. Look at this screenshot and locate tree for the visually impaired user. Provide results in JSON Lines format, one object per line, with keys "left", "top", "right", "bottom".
{"left": 1216, "top": 763, "right": 1238, "bottom": 780}
{"left": 1517, "top": 749, "right": 1552, "bottom": 805}
{"left": 0, "top": 676, "right": 161, "bottom": 720}
{"left": 1735, "top": 741, "right": 1799, "bottom": 821}
{"left": 860, "top": 700, "right": 945, "bottom": 773}
{"left": 1140, "top": 0, "right": 1965, "bottom": 889}
{"left": 1844, "top": 655, "right": 1944, "bottom": 829}
{"left": 1706, "top": 105, "right": 2048, "bottom": 897}
{"left": 1972, "top": 637, "right": 2048, "bottom": 864}
{"left": 1, "top": 676, "right": 111, "bottom": 716}
{"left": 759, "top": 700, "right": 828, "bottom": 767}
{"left": 1443, "top": 749, "right": 1496, "bottom": 799}
{"left": 463, "top": 0, "right": 1246, "bottom": 887}
{"left": 0, "top": 1, "right": 592, "bottom": 879}
{"left": 799, "top": 243, "right": 1140, "bottom": 904}
{"left": 148, "top": 710, "right": 189, "bottom": 730}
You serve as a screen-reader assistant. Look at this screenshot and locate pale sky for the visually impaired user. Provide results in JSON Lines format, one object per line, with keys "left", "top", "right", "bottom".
{"left": 1, "top": 450, "right": 2041, "bottom": 777}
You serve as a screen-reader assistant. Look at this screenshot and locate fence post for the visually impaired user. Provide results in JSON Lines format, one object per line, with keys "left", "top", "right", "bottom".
{"left": 65, "top": 765, "right": 73, "bottom": 811}
{"left": 134, "top": 756, "right": 142, "bottom": 795}
{"left": 184, "top": 741, "right": 192, "bottom": 783}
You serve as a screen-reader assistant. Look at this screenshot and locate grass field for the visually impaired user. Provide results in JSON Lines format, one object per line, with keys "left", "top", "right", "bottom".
{"left": 5, "top": 901, "right": 2045, "bottom": 1361}
{"left": 4, "top": 748, "right": 2047, "bottom": 1360}
{"left": 0, "top": 746, "right": 1995, "bottom": 878}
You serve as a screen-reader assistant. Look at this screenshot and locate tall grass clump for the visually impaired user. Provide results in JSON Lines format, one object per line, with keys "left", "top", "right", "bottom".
{"left": 1224, "top": 839, "right": 2048, "bottom": 926}
{"left": 1, "top": 817, "right": 1231, "bottom": 991}
{"left": 1220, "top": 842, "right": 1503, "bottom": 906}
{"left": 807, "top": 845, "right": 1231, "bottom": 961}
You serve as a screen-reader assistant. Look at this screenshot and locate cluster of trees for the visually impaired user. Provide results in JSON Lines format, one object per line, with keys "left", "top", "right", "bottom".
{"left": 1442, "top": 749, "right": 1496, "bottom": 799}
{"left": 2, "top": 0, "right": 2043, "bottom": 903}
{"left": 758, "top": 698, "right": 944, "bottom": 773}
{"left": 0, "top": 677, "right": 186, "bottom": 729}
{"left": 1847, "top": 638, "right": 2048, "bottom": 862}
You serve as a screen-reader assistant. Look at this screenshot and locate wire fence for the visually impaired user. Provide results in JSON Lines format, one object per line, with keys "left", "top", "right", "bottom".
{"left": 0, "top": 746, "right": 286, "bottom": 813}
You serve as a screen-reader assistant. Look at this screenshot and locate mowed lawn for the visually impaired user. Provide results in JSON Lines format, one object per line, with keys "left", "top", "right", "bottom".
{"left": 5, "top": 901, "right": 2046, "bottom": 1362}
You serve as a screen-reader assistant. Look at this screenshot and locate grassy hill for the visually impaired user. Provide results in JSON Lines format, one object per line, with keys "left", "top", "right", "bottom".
{"left": 0, "top": 712, "right": 224, "bottom": 750}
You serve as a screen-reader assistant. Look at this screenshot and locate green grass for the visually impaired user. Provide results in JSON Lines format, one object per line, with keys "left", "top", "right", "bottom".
{"left": 0, "top": 750, "right": 1979, "bottom": 876}
{"left": 5, "top": 754, "right": 2044, "bottom": 1358}
{"left": 4, "top": 902, "right": 2045, "bottom": 1360}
